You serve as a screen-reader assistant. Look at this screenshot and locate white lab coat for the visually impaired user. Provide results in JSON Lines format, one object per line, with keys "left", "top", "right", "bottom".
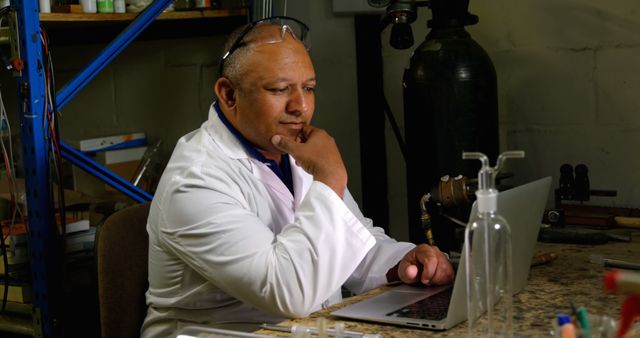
{"left": 141, "top": 103, "right": 415, "bottom": 337}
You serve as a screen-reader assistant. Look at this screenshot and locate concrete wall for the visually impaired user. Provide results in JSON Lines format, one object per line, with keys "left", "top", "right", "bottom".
{"left": 4, "top": 1, "right": 638, "bottom": 242}
{"left": 50, "top": 3, "right": 363, "bottom": 202}
{"left": 470, "top": 0, "right": 640, "bottom": 207}
{"left": 0, "top": 2, "right": 364, "bottom": 204}
{"left": 53, "top": 36, "right": 225, "bottom": 160}
{"left": 383, "top": 0, "right": 640, "bottom": 240}
{"left": 0, "top": 4, "right": 364, "bottom": 211}
{"left": 286, "top": 1, "right": 363, "bottom": 206}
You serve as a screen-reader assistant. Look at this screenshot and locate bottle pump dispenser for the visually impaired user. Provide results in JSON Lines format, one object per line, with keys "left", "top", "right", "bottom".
{"left": 463, "top": 151, "right": 524, "bottom": 337}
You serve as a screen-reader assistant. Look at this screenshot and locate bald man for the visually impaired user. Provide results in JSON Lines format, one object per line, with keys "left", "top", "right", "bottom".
{"left": 142, "top": 17, "right": 453, "bottom": 337}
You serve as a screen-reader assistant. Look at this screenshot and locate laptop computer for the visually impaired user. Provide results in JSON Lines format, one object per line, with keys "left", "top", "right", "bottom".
{"left": 331, "top": 176, "right": 552, "bottom": 330}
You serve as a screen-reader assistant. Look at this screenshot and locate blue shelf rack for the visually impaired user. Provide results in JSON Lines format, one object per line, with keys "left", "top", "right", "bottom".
{"left": 12, "top": 0, "right": 174, "bottom": 335}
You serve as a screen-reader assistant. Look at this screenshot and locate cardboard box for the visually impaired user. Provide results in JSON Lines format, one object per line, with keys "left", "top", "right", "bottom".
{"left": 103, "top": 160, "right": 142, "bottom": 191}
{"left": 72, "top": 146, "right": 147, "bottom": 196}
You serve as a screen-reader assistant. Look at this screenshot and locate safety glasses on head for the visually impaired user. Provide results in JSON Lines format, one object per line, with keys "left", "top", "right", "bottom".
{"left": 218, "top": 16, "right": 310, "bottom": 77}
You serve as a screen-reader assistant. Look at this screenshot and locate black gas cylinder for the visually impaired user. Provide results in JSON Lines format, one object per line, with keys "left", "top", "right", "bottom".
{"left": 403, "top": 0, "right": 499, "bottom": 250}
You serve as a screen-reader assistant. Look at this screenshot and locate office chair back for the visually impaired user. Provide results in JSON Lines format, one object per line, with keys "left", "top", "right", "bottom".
{"left": 97, "top": 202, "right": 151, "bottom": 338}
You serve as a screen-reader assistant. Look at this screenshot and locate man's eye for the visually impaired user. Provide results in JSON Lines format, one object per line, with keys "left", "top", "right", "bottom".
{"left": 268, "top": 87, "right": 288, "bottom": 93}
{"left": 304, "top": 86, "right": 316, "bottom": 93}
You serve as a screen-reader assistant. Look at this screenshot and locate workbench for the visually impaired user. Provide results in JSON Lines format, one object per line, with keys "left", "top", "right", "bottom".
{"left": 255, "top": 237, "right": 640, "bottom": 337}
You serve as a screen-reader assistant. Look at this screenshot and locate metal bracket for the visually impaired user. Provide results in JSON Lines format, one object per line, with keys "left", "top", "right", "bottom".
{"left": 60, "top": 141, "right": 152, "bottom": 203}
{"left": 56, "top": 0, "right": 174, "bottom": 110}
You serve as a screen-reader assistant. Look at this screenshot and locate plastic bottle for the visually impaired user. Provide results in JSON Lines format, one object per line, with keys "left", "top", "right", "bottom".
{"left": 97, "top": 0, "right": 114, "bottom": 13}
{"left": 464, "top": 151, "right": 524, "bottom": 337}
{"left": 114, "top": 0, "right": 125, "bottom": 13}
{"left": 39, "top": 0, "right": 51, "bottom": 13}
{"left": 81, "top": 0, "right": 97, "bottom": 13}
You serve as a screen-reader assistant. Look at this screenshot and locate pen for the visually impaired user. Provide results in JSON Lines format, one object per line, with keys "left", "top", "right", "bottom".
{"left": 576, "top": 306, "right": 591, "bottom": 338}
{"left": 603, "top": 258, "right": 640, "bottom": 270}
{"left": 569, "top": 302, "right": 581, "bottom": 330}
{"left": 260, "top": 323, "right": 367, "bottom": 338}
{"left": 589, "top": 254, "right": 640, "bottom": 271}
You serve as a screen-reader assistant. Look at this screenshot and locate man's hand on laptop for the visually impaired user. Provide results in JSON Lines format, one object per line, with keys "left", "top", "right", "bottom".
{"left": 389, "top": 245, "right": 454, "bottom": 286}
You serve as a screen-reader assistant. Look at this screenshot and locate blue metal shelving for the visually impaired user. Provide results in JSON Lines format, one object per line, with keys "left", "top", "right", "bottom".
{"left": 13, "top": 0, "right": 61, "bottom": 335}
{"left": 13, "top": 0, "right": 173, "bottom": 335}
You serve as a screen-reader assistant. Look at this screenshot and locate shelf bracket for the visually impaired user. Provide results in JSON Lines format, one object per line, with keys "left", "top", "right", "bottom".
{"left": 60, "top": 141, "right": 153, "bottom": 203}
{"left": 56, "top": 0, "right": 174, "bottom": 109}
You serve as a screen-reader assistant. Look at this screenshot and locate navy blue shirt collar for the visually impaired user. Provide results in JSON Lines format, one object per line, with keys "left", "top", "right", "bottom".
{"left": 215, "top": 101, "right": 294, "bottom": 195}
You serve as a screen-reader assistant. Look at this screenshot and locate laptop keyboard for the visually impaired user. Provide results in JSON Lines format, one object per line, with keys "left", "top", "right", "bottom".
{"left": 386, "top": 287, "right": 453, "bottom": 321}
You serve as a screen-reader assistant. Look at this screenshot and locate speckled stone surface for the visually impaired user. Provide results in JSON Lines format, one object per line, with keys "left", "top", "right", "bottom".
{"left": 256, "top": 234, "right": 640, "bottom": 337}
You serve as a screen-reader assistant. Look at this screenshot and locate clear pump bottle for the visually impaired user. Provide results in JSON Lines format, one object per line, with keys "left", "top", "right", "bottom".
{"left": 463, "top": 151, "right": 524, "bottom": 338}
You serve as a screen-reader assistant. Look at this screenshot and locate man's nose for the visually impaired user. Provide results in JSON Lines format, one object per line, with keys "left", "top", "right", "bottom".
{"left": 286, "top": 87, "right": 308, "bottom": 116}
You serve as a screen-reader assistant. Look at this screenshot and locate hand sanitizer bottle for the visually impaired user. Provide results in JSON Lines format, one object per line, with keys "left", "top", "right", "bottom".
{"left": 463, "top": 151, "right": 524, "bottom": 337}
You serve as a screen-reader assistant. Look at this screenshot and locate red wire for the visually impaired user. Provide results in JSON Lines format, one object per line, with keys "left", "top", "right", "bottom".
{"left": 41, "top": 28, "right": 66, "bottom": 237}
{"left": 41, "top": 29, "right": 62, "bottom": 168}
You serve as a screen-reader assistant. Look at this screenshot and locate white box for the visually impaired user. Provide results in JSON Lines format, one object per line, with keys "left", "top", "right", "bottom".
{"left": 70, "top": 132, "right": 146, "bottom": 153}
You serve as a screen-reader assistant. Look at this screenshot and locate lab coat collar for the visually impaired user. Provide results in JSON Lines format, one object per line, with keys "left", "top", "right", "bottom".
{"left": 214, "top": 101, "right": 272, "bottom": 163}
{"left": 214, "top": 102, "right": 293, "bottom": 195}
{"left": 205, "top": 102, "right": 312, "bottom": 203}
{"left": 253, "top": 156, "right": 312, "bottom": 209}
{"left": 205, "top": 102, "right": 248, "bottom": 161}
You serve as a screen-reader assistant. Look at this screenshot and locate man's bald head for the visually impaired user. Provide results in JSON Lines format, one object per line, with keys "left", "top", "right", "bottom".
{"left": 219, "top": 22, "right": 309, "bottom": 83}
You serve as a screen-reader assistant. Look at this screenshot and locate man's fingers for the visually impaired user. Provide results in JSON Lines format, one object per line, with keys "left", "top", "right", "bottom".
{"left": 431, "top": 256, "right": 455, "bottom": 285}
{"left": 396, "top": 245, "right": 454, "bottom": 286}
{"left": 403, "top": 265, "right": 419, "bottom": 283}
{"left": 414, "top": 245, "right": 442, "bottom": 285}
{"left": 420, "top": 252, "right": 438, "bottom": 285}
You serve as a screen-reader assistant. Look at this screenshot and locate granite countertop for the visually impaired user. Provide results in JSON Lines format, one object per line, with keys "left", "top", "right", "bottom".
{"left": 256, "top": 234, "right": 640, "bottom": 338}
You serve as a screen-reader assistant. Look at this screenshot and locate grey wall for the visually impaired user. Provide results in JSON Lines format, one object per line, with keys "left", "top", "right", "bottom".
{"left": 4, "top": 0, "right": 637, "bottom": 243}
{"left": 0, "top": 2, "right": 364, "bottom": 208}
{"left": 0, "top": 2, "right": 364, "bottom": 203}
{"left": 468, "top": 0, "right": 640, "bottom": 206}
{"left": 285, "top": 0, "right": 363, "bottom": 207}
{"left": 383, "top": 0, "right": 640, "bottom": 241}
{"left": 53, "top": 36, "right": 226, "bottom": 163}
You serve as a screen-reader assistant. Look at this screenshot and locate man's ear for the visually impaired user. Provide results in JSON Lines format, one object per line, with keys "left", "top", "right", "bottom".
{"left": 214, "top": 77, "right": 237, "bottom": 110}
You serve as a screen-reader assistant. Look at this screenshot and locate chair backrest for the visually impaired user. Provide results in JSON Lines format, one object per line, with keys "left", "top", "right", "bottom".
{"left": 97, "top": 202, "right": 151, "bottom": 338}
